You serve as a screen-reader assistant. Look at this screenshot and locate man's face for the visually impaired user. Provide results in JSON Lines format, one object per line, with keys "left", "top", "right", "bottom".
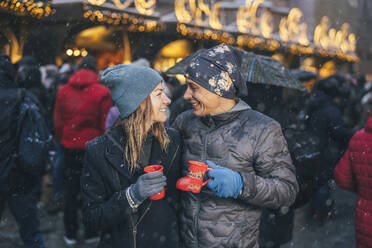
{"left": 184, "top": 78, "right": 225, "bottom": 116}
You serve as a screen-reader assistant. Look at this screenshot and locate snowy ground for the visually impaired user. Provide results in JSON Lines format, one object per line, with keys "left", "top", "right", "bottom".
{"left": 0, "top": 185, "right": 356, "bottom": 248}
{"left": 283, "top": 186, "right": 357, "bottom": 248}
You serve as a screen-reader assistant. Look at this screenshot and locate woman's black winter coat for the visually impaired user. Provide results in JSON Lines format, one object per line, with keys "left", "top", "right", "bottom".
{"left": 81, "top": 126, "right": 182, "bottom": 248}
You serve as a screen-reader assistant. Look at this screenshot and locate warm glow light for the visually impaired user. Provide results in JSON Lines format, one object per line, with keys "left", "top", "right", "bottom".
{"left": 175, "top": 0, "right": 192, "bottom": 23}
{"left": 111, "top": 0, "right": 131, "bottom": 9}
{"left": 260, "top": 11, "right": 273, "bottom": 39}
{"left": 134, "top": 0, "right": 156, "bottom": 15}
{"left": 87, "top": 0, "right": 106, "bottom": 6}
{"left": 314, "top": 16, "right": 356, "bottom": 55}
{"left": 81, "top": 50, "right": 88, "bottom": 57}
{"left": 153, "top": 40, "right": 193, "bottom": 72}
{"left": 279, "top": 8, "right": 309, "bottom": 46}
{"left": 209, "top": 2, "right": 222, "bottom": 30}
{"left": 236, "top": 0, "right": 264, "bottom": 35}
{"left": 73, "top": 49, "right": 81, "bottom": 56}
{"left": 1, "top": 0, "right": 53, "bottom": 18}
{"left": 66, "top": 49, "right": 73, "bottom": 56}
{"left": 319, "top": 60, "right": 336, "bottom": 79}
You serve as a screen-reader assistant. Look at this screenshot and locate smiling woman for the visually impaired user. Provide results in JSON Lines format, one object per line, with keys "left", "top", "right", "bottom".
{"left": 81, "top": 64, "right": 182, "bottom": 248}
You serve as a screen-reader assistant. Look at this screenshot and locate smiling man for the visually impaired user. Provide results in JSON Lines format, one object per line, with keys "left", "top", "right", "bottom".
{"left": 173, "top": 44, "right": 299, "bottom": 248}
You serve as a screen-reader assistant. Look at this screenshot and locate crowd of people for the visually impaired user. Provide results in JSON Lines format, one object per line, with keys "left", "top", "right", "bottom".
{"left": 0, "top": 43, "right": 371, "bottom": 248}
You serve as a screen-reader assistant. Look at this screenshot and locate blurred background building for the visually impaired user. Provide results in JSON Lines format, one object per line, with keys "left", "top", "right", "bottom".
{"left": 1, "top": 0, "right": 370, "bottom": 79}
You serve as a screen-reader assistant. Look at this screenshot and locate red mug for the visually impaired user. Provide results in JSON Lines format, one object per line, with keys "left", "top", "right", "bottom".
{"left": 176, "top": 160, "right": 213, "bottom": 193}
{"left": 144, "top": 165, "right": 165, "bottom": 200}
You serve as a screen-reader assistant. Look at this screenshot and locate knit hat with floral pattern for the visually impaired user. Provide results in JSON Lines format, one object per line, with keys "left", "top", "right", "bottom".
{"left": 185, "top": 44, "right": 247, "bottom": 99}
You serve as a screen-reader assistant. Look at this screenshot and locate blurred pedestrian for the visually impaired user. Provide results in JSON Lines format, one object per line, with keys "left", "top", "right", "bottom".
{"left": 334, "top": 110, "right": 372, "bottom": 248}
{"left": 54, "top": 55, "right": 112, "bottom": 245}
{"left": 16, "top": 56, "right": 48, "bottom": 107}
{"left": 81, "top": 65, "right": 182, "bottom": 248}
{"left": 305, "top": 75, "right": 354, "bottom": 223}
{"left": 105, "top": 105, "right": 120, "bottom": 132}
{"left": 0, "top": 54, "right": 46, "bottom": 248}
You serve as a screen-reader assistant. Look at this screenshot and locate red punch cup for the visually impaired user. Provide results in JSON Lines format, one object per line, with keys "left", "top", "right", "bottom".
{"left": 176, "top": 160, "right": 213, "bottom": 193}
{"left": 143, "top": 165, "right": 165, "bottom": 200}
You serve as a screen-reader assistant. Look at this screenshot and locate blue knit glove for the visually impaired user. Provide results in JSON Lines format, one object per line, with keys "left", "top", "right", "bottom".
{"left": 206, "top": 160, "right": 243, "bottom": 199}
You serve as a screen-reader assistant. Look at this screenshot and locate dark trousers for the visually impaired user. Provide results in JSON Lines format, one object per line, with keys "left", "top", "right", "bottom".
{"left": 311, "top": 184, "right": 331, "bottom": 213}
{"left": 0, "top": 185, "right": 45, "bottom": 248}
{"left": 52, "top": 142, "right": 64, "bottom": 201}
{"left": 63, "top": 148, "right": 96, "bottom": 239}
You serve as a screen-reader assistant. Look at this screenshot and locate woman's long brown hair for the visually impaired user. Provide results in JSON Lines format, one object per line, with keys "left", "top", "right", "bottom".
{"left": 116, "top": 96, "right": 170, "bottom": 174}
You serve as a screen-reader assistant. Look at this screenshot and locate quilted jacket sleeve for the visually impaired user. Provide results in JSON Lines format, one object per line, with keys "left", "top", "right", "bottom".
{"left": 239, "top": 121, "right": 299, "bottom": 209}
{"left": 334, "top": 149, "right": 356, "bottom": 192}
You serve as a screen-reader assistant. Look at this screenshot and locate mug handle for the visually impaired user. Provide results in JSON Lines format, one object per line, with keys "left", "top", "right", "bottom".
{"left": 202, "top": 167, "right": 213, "bottom": 186}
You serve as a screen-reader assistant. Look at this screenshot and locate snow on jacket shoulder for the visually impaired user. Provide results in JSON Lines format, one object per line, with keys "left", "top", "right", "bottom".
{"left": 334, "top": 111, "right": 372, "bottom": 248}
{"left": 54, "top": 69, "right": 112, "bottom": 150}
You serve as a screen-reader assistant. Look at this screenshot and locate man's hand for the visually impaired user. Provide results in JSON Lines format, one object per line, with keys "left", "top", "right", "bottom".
{"left": 206, "top": 160, "right": 243, "bottom": 199}
{"left": 129, "top": 172, "right": 167, "bottom": 204}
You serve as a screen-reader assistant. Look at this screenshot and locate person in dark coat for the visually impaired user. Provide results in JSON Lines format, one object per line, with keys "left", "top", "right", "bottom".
{"left": 173, "top": 44, "right": 299, "bottom": 248}
{"left": 54, "top": 56, "right": 112, "bottom": 245}
{"left": 334, "top": 110, "right": 372, "bottom": 248}
{"left": 81, "top": 65, "right": 182, "bottom": 248}
{"left": 16, "top": 56, "right": 49, "bottom": 109}
{"left": 305, "top": 75, "right": 354, "bottom": 222}
{"left": 0, "top": 54, "right": 46, "bottom": 248}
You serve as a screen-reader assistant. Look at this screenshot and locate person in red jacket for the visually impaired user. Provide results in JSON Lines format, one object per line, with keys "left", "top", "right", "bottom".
{"left": 334, "top": 110, "right": 372, "bottom": 248}
{"left": 54, "top": 56, "right": 112, "bottom": 245}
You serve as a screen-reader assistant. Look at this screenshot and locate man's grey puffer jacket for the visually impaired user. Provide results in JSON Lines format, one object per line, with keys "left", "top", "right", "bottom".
{"left": 173, "top": 100, "right": 299, "bottom": 248}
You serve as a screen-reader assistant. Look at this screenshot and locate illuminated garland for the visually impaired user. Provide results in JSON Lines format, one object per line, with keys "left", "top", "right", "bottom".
{"left": 174, "top": 1, "right": 358, "bottom": 62}
{"left": 177, "top": 23, "right": 359, "bottom": 62}
{"left": 82, "top": 2, "right": 164, "bottom": 32}
{"left": 87, "top": 0, "right": 156, "bottom": 16}
{"left": 0, "top": 0, "right": 55, "bottom": 19}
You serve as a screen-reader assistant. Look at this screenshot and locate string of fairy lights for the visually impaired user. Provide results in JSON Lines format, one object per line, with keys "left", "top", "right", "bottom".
{"left": 174, "top": 0, "right": 359, "bottom": 63}
{"left": 0, "top": 0, "right": 55, "bottom": 19}
{"left": 82, "top": 2, "right": 164, "bottom": 32}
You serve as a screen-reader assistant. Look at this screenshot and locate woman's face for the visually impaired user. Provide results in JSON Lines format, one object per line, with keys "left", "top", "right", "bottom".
{"left": 150, "top": 82, "right": 171, "bottom": 123}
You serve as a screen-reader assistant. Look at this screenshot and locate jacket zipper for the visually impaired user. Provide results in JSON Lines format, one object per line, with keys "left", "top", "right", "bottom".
{"left": 109, "top": 132, "right": 180, "bottom": 248}
{"left": 130, "top": 215, "right": 137, "bottom": 248}
{"left": 129, "top": 145, "right": 179, "bottom": 248}
{"left": 167, "top": 145, "right": 180, "bottom": 176}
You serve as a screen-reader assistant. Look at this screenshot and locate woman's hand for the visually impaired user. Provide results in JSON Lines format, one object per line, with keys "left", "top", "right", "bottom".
{"left": 129, "top": 172, "right": 167, "bottom": 204}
